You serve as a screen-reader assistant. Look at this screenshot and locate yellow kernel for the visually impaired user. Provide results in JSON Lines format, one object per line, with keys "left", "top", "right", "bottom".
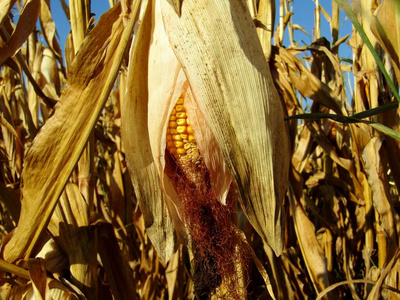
{"left": 167, "top": 141, "right": 174, "bottom": 148}
{"left": 189, "top": 134, "right": 195, "bottom": 142}
{"left": 180, "top": 134, "right": 188, "bottom": 140}
{"left": 176, "top": 98, "right": 184, "bottom": 105}
{"left": 177, "top": 148, "right": 186, "bottom": 155}
{"left": 186, "top": 118, "right": 190, "bottom": 125}
{"left": 170, "top": 129, "right": 178, "bottom": 135}
{"left": 176, "top": 118, "right": 187, "bottom": 126}
{"left": 176, "top": 112, "right": 186, "bottom": 118}
{"left": 175, "top": 105, "right": 185, "bottom": 112}
{"left": 169, "top": 115, "right": 177, "bottom": 121}
{"left": 174, "top": 141, "right": 184, "bottom": 148}
{"left": 169, "top": 121, "right": 177, "bottom": 128}
{"left": 171, "top": 108, "right": 176, "bottom": 115}
{"left": 184, "top": 143, "right": 192, "bottom": 150}
{"left": 166, "top": 135, "right": 172, "bottom": 141}
{"left": 187, "top": 126, "right": 194, "bottom": 134}
{"left": 173, "top": 134, "right": 182, "bottom": 141}
{"left": 177, "top": 126, "right": 187, "bottom": 134}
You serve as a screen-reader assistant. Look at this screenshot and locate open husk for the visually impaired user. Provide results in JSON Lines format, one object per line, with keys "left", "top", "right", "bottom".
{"left": 160, "top": 0, "right": 290, "bottom": 255}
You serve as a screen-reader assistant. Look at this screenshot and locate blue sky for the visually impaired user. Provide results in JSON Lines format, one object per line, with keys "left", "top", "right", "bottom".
{"left": 49, "top": 0, "right": 352, "bottom": 60}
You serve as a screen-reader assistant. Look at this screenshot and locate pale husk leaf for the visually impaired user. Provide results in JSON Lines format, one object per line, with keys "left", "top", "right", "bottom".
{"left": 147, "top": 0, "right": 231, "bottom": 209}
{"left": 121, "top": 0, "right": 179, "bottom": 263}
{"left": 2, "top": 3, "right": 136, "bottom": 262}
{"left": 161, "top": 0, "right": 289, "bottom": 255}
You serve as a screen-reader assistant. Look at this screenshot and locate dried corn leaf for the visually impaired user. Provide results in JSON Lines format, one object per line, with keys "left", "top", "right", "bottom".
{"left": 0, "top": 181, "right": 20, "bottom": 222}
{"left": 96, "top": 221, "right": 137, "bottom": 299}
{"left": 2, "top": 3, "right": 136, "bottom": 263}
{"left": 0, "top": 0, "right": 17, "bottom": 28}
{"left": 39, "top": 0, "right": 63, "bottom": 63}
{"left": 273, "top": 47, "right": 344, "bottom": 115}
{"left": 47, "top": 183, "right": 95, "bottom": 296}
{"left": 371, "top": 0, "right": 400, "bottom": 83}
{"left": 0, "top": 0, "right": 40, "bottom": 65}
{"left": 28, "top": 258, "right": 48, "bottom": 299}
{"left": 289, "top": 168, "right": 333, "bottom": 298}
{"left": 121, "top": 0, "right": 179, "bottom": 263}
{"left": 161, "top": 0, "right": 289, "bottom": 255}
{"left": 362, "top": 137, "right": 397, "bottom": 259}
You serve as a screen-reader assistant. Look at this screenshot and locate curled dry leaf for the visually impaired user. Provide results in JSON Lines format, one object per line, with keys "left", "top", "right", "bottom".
{"left": 289, "top": 168, "right": 333, "bottom": 298}
{"left": 371, "top": 0, "right": 400, "bottom": 82}
{"left": 362, "top": 137, "right": 397, "bottom": 261}
{"left": 0, "top": 0, "right": 40, "bottom": 66}
{"left": 0, "top": 0, "right": 18, "bottom": 28}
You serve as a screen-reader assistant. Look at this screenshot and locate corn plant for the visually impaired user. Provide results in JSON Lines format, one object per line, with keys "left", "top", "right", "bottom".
{"left": 0, "top": 0, "right": 399, "bottom": 299}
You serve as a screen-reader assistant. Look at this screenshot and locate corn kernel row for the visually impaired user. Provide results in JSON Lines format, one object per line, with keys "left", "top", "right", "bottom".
{"left": 166, "top": 97, "right": 196, "bottom": 159}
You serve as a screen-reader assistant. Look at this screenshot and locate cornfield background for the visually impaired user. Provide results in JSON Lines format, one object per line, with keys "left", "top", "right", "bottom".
{"left": 0, "top": 0, "right": 400, "bottom": 299}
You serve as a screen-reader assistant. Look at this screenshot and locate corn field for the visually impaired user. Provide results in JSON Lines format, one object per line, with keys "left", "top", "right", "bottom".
{"left": 0, "top": 0, "right": 399, "bottom": 299}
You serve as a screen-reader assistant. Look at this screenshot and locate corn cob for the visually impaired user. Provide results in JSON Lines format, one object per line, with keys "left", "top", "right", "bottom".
{"left": 166, "top": 97, "right": 197, "bottom": 159}
{"left": 166, "top": 97, "right": 205, "bottom": 189}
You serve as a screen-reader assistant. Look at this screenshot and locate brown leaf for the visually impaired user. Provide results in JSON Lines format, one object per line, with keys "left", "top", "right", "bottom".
{"left": 0, "top": 0, "right": 17, "bottom": 28}
{"left": 28, "top": 258, "right": 48, "bottom": 299}
{"left": 96, "top": 221, "right": 137, "bottom": 300}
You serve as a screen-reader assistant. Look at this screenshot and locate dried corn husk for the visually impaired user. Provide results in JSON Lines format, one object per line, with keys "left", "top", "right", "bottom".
{"left": 160, "top": 0, "right": 289, "bottom": 255}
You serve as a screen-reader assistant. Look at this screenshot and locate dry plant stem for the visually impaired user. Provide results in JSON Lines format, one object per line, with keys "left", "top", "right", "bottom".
{"left": 0, "top": 258, "right": 30, "bottom": 279}
{"left": 314, "top": 0, "right": 320, "bottom": 39}
{"left": 331, "top": 0, "right": 339, "bottom": 46}
{"left": 69, "top": 0, "right": 96, "bottom": 209}
{"left": 70, "top": 0, "right": 90, "bottom": 53}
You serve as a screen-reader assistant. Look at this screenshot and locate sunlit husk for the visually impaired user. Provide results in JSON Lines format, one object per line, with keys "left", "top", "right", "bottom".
{"left": 147, "top": 0, "right": 232, "bottom": 211}
{"left": 161, "top": 0, "right": 290, "bottom": 255}
{"left": 121, "top": 0, "right": 179, "bottom": 263}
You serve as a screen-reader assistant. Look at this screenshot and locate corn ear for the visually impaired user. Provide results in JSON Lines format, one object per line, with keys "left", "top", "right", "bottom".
{"left": 161, "top": 0, "right": 290, "bottom": 255}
